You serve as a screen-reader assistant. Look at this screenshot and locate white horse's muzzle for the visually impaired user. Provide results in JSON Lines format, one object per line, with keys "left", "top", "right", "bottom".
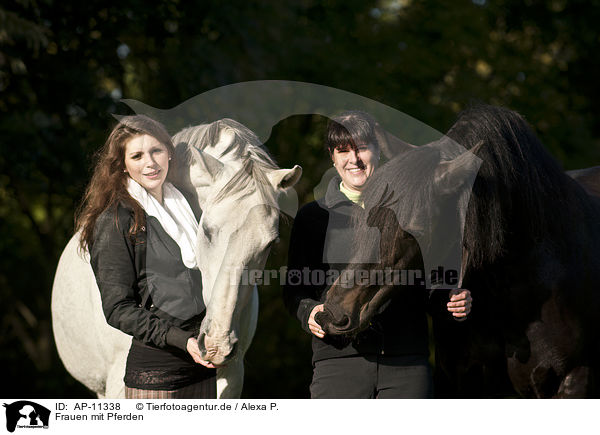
{"left": 197, "top": 327, "right": 239, "bottom": 366}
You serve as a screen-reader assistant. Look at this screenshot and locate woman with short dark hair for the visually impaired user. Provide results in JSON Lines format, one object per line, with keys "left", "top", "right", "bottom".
{"left": 284, "top": 111, "right": 471, "bottom": 398}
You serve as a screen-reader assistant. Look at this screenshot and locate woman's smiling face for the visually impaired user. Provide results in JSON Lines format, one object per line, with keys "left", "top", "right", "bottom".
{"left": 331, "top": 142, "right": 379, "bottom": 193}
{"left": 124, "top": 134, "right": 170, "bottom": 201}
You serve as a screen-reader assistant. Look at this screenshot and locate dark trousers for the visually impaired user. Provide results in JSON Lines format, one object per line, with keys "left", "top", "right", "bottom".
{"left": 310, "top": 354, "right": 433, "bottom": 399}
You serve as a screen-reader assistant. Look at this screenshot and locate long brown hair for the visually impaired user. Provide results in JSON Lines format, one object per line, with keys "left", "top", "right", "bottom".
{"left": 76, "top": 115, "right": 175, "bottom": 251}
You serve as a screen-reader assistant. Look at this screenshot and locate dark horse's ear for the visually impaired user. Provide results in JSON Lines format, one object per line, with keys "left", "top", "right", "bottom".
{"left": 434, "top": 142, "right": 483, "bottom": 195}
{"left": 567, "top": 165, "right": 600, "bottom": 198}
{"left": 374, "top": 123, "right": 416, "bottom": 159}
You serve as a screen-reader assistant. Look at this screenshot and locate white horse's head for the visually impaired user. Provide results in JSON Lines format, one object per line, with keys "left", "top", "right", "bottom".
{"left": 172, "top": 120, "right": 301, "bottom": 366}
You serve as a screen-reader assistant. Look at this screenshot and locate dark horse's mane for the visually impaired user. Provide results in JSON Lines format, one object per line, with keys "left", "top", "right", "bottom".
{"left": 447, "top": 105, "right": 596, "bottom": 269}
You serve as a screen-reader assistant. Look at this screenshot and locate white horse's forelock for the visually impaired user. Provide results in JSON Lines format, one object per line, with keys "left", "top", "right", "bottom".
{"left": 173, "top": 119, "right": 281, "bottom": 207}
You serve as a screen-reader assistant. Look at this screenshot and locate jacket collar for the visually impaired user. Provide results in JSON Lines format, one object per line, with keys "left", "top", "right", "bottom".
{"left": 321, "top": 175, "right": 354, "bottom": 209}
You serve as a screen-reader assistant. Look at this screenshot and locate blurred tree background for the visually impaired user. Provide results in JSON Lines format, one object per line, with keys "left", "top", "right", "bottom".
{"left": 1, "top": 0, "right": 599, "bottom": 398}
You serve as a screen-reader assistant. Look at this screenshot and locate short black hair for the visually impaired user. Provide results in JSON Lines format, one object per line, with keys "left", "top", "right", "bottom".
{"left": 326, "top": 110, "right": 379, "bottom": 154}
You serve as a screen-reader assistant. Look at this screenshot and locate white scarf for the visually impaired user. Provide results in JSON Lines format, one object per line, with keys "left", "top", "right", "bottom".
{"left": 127, "top": 178, "right": 199, "bottom": 269}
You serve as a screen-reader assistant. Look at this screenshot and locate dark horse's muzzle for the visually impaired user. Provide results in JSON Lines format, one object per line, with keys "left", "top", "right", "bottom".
{"left": 315, "top": 304, "right": 359, "bottom": 337}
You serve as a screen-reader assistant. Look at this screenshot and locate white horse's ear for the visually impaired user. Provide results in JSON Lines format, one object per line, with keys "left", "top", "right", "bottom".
{"left": 434, "top": 146, "right": 482, "bottom": 195}
{"left": 267, "top": 165, "right": 302, "bottom": 190}
{"left": 189, "top": 147, "right": 224, "bottom": 182}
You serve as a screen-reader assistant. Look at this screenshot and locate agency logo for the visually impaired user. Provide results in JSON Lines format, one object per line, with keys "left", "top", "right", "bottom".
{"left": 3, "top": 401, "right": 50, "bottom": 433}
{"left": 123, "top": 80, "right": 480, "bottom": 290}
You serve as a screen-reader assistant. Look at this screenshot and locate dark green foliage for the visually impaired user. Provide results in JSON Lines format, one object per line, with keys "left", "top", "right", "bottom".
{"left": 0, "top": 0, "right": 598, "bottom": 397}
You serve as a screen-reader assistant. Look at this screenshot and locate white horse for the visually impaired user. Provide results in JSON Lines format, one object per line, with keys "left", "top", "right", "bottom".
{"left": 51, "top": 118, "right": 302, "bottom": 398}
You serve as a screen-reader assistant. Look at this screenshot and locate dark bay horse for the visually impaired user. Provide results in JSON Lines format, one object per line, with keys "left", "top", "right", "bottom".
{"left": 316, "top": 105, "right": 600, "bottom": 398}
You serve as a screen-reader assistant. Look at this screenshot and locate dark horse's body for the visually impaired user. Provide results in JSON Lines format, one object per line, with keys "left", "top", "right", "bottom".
{"left": 316, "top": 105, "right": 600, "bottom": 397}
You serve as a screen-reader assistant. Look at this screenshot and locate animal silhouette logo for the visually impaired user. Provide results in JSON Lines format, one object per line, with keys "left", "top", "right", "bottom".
{"left": 3, "top": 401, "right": 50, "bottom": 433}
{"left": 122, "top": 80, "right": 480, "bottom": 289}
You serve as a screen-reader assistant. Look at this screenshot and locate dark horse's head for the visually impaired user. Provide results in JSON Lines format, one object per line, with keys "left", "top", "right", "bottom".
{"left": 316, "top": 201, "right": 425, "bottom": 336}
{"left": 316, "top": 132, "right": 483, "bottom": 336}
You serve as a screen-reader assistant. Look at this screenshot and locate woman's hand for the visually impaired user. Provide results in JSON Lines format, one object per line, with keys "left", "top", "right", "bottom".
{"left": 308, "top": 304, "right": 326, "bottom": 338}
{"left": 186, "top": 337, "right": 217, "bottom": 368}
{"left": 447, "top": 289, "right": 472, "bottom": 320}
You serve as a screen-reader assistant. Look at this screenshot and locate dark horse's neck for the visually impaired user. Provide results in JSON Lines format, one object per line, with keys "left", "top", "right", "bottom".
{"left": 366, "top": 205, "right": 424, "bottom": 272}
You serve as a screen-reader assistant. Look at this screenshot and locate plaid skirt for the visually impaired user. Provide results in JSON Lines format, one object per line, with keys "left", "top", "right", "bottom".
{"left": 125, "top": 376, "right": 217, "bottom": 399}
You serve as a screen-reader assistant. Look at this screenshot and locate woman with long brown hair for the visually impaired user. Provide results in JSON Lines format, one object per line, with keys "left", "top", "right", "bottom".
{"left": 76, "top": 115, "right": 216, "bottom": 398}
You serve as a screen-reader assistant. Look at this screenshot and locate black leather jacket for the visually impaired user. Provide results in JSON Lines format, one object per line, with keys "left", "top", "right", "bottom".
{"left": 90, "top": 203, "right": 204, "bottom": 352}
